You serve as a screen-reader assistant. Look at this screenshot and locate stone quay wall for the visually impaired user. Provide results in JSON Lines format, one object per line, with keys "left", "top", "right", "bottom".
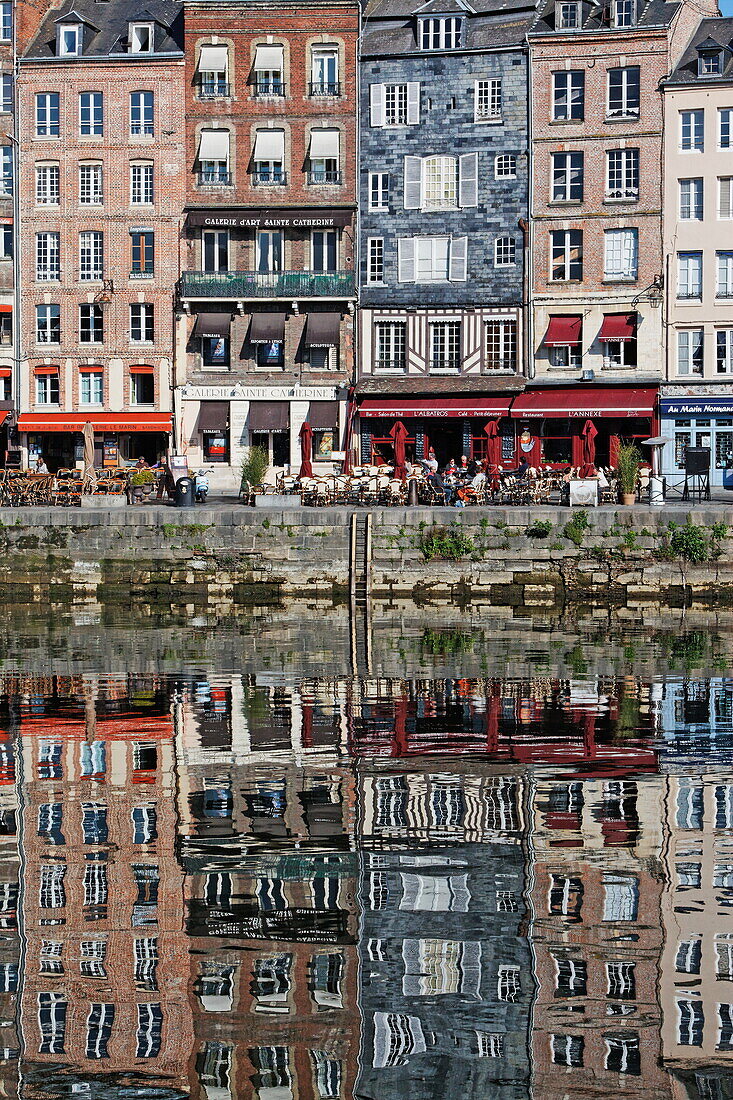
{"left": 0, "top": 504, "right": 731, "bottom": 606}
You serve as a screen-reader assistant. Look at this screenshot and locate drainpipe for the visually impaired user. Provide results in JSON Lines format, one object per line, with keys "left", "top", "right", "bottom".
{"left": 10, "top": 25, "right": 19, "bottom": 459}
{"left": 524, "top": 36, "right": 535, "bottom": 381}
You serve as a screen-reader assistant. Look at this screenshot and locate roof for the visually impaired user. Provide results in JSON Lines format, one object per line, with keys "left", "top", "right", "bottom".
{"left": 22, "top": 0, "right": 183, "bottom": 60}
{"left": 362, "top": 0, "right": 536, "bottom": 55}
{"left": 530, "top": 0, "right": 681, "bottom": 37}
{"left": 666, "top": 17, "right": 733, "bottom": 85}
{"left": 357, "top": 375, "right": 525, "bottom": 395}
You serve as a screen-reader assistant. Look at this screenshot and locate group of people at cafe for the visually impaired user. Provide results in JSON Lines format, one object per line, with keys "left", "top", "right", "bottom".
{"left": 410, "top": 450, "right": 530, "bottom": 505}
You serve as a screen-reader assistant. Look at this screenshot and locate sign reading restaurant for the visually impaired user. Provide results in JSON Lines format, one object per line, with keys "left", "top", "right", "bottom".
{"left": 186, "top": 207, "right": 354, "bottom": 229}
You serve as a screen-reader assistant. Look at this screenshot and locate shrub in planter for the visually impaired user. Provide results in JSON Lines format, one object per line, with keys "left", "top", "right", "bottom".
{"left": 240, "top": 445, "right": 269, "bottom": 492}
{"left": 129, "top": 469, "right": 155, "bottom": 487}
{"left": 617, "top": 444, "right": 641, "bottom": 504}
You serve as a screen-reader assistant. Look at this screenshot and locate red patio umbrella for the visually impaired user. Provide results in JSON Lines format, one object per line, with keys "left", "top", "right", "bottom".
{"left": 484, "top": 419, "right": 501, "bottom": 468}
{"left": 389, "top": 420, "right": 408, "bottom": 481}
{"left": 581, "top": 418, "right": 598, "bottom": 477}
{"left": 298, "top": 420, "right": 313, "bottom": 479}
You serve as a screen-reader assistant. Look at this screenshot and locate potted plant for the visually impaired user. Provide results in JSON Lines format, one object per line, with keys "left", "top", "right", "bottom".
{"left": 240, "top": 444, "right": 269, "bottom": 503}
{"left": 128, "top": 468, "right": 154, "bottom": 504}
{"left": 617, "top": 443, "right": 641, "bottom": 505}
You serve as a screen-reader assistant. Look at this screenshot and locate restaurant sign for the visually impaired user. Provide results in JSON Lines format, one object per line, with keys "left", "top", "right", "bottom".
{"left": 187, "top": 207, "right": 353, "bottom": 229}
{"left": 661, "top": 397, "right": 733, "bottom": 418}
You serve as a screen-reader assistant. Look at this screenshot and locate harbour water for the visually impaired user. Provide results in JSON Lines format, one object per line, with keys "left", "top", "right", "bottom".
{"left": 0, "top": 602, "right": 730, "bottom": 1098}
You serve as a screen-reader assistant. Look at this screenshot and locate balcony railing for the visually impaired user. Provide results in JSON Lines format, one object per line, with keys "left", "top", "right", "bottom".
{"left": 198, "top": 81, "right": 231, "bottom": 98}
{"left": 307, "top": 170, "right": 343, "bottom": 185}
{"left": 375, "top": 359, "right": 407, "bottom": 372}
{"left": 253, "top": 81, "right": 285, "bottom": 97}
{"left": 252, "top": 170, "right": 288, "bottom": 187}
{"left": 309, "top": 81, "right": 341, "bottom": 97}
{"left": 429, "top": 360, "right": 461, "bottom": 373}
{"left": 180, "top": 269, "right": 355, "bottom": 299}
{"left": 197, "top": 170, "right": 233, "bottom": 187}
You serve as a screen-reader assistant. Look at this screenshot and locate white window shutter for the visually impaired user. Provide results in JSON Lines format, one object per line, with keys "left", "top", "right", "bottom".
{"left": 398, "top": 237, "right": 416, "bottom": 282}
{"left": 370, "top": 83, "right": 385, "bottom": 127}
{"left": 459, "top": 153, "right": 478, "bottom": 207}
{"left": 406, "top": 82, "right": 420, "bottom": 125}
{"left": 449, "top": 237, "right": 468, "bottom": 281}
{"left": 403, "top": 156, "right": 422, "bottom": 210}
{"left": 720, "top": 177, "right": 733, "bottom": 219}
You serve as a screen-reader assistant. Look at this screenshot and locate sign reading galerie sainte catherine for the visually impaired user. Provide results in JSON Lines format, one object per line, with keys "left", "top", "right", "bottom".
{"left": 186, "top": 208, "right": 354, "bottom": 229}
{"left": 181, "top": 385, "right": 345, "bottom": 401}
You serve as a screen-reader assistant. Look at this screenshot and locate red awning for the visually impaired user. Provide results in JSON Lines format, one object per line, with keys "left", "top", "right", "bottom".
{"left": 359, "top": 397, "right": 513, "bottom": 419}
{"left": 0, "top": 369, "right": 10, "bottom": 379}
{"left": 543, "top": 315, "right": 582, "bottom": 347}
{"left": 33, "top": 366, "right": 58, "bottom": 375}
{"left": 130, "top": 365, "right": 155, "bottom": 374}
{"left": 18, "top": 412, "right": 172, "bottom": 432}
{"left": 511, "top": 387, "right": 657, "bottom": 419}
{"left": 0, "top": 305, "right": 11, "bottom": 314}
{"left": 598, "top": 313, "right": 637, "bottom": 342}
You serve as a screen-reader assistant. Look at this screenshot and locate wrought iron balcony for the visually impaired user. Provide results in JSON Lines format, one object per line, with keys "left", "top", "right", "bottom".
{"left": 253, "top": 81, "right": 285, "bottom": 97}
{"left": 309, "top": 81, "right": 341, "bottom": 97}
{"left": 374, "top": 359, "right": 407, "bottom": 373}
{"left": 307, "top": 170, "right": 343, "bottom": 185}
{"left": 180, "top": 269, "right": 356, "bottom": 299}
{"left": 252, "top": 170, "right": 288, "bottom": 187}
{"left": 198, "top": 81, "right": 231, "bottom": 98}
{"left": 196, "top": 170, "right": 233, "bottom": 187}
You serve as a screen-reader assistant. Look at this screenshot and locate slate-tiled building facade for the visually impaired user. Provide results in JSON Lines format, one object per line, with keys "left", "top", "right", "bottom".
{"left": 356, "top": 0, "right": 535, "bottom": 469}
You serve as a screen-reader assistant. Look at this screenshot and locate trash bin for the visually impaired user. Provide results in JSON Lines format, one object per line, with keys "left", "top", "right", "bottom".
{"left": 174, "top": 476, "right": 194, "bottom": 508}
{"left": 724, "top": 464, "right": 733, "bottom": 490}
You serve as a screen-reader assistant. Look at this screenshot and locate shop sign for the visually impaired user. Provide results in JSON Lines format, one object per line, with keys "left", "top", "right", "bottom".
{"left": 182, "top": 385, "right": 343, "bottom": 401}
{"left": 661, "top": 398, "right": 733, "bottom": 417}
{"left": 186, "top": 208, "right": 353, "bottom": 229}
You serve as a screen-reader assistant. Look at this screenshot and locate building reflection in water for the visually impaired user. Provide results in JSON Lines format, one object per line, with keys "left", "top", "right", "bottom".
{"left": 0, "top": 664, "right": 728, "bottom": 1097}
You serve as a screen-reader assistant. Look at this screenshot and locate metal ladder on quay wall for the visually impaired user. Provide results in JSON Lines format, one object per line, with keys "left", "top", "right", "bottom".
{"left": 349, "top": 513, "right": 372, "bottom": 677}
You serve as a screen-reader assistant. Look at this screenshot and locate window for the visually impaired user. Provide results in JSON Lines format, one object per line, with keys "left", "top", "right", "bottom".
{"left": 198, "top": 1042, "right": 233, "bottom": 1093}
{"left": 717, "top": 330, "right": 733, "bottom": 374}
{"left": 555, "top": 957, "right": 587, "bottom": 996}
{"left": 80, "top": 371, "right": 103, "bottom": 405}
{"left": 556, "top": 2, "right": 581, "bottom": 28}
{"left": 40, "top": 864, "right": 66, "bottom": 908}
{"left": 310, "top": 1050, "right": 341, "bottom": 1097}
{"left": 134, "top": 936, "right": 158, "bottom": 990}
{"left": 35, "top": 372, "right": 59, "bottom": 405}
{"left": 550, "top": 342, "right": 581, "bottom": 374}
{"left": 132, "top": 805, "right": 157, "bottom": 844}
{"left": 495, "top": 154, "right": 516, "bottom": 179}
{"left": 130, "top": 303, "right": 154, "bottom": 343}
{"left": 680, "top": 110, "right": 704, "bottom": 152}
{"left": 676, "top": 939, "right": 702, "bottom": 974}
{"left": 718, "top": 252, "right": 733, "bottom": 298}
{"left": 719, "top": 177, "right": 733, "bottom": 219}
{"left": 83, "top": 863, "right": 108, "bottom": 909}
{"left": 369, "top": 172, "right": 389, "bottom": 211}
{"left": 36, "top": 304, "right": 60, "bottom": 344}
{"left": 79, "top": 92, "right": 103, "bottom": 137}
{"left": 606, "top": 148, "right": 639, "bottom": 200}
{"left": 607, "top": 66, "right": 640, "bottom": 118}
{"left": 130, "top": 163, "right": 154, "bottom": 205}
{"left": 367, "top": 238, "right": 384, "bottom": 284}
{"left": 678, "top": 329, "right": 704, "bottom": 375}
{"left": 0, "top": 145, "right": 11, "bottom": 198}
{"left": 550, "top": 874, "right": 583, "bottom": 920}
{"left": 404, "top": 153, "right": 477, "bottom": 211}
{"left": 613, "top": 0, "right": 636, "bottom": 25}
{"left": 131, "top": 370, "right": 154, "bottom": 406}
{"left": 552, "top": 71, "right": 584, "bottom": 121}
{"left": 130, "top": 23, "right": 153, "bottom": 53}
{"left": 719, "top": 108, "right": 732, "bottom": 149}
{"left": 400, "top": 236, "right": 451, "bottom": 282}
{"left": 605, "top": 1035, "right": 640, "bottom": 1075}
{"left": 0, "top": 74, "right": 12, "bottom": 113}
{"left": 0, "top": 3, "right": 9, "bottom": 41}
{"left": 38, "top": 803, "right": 64, "bottom": 845}
{"left": 198, "top": 45, "right": 228, "bottom": 97}
{"left": 679, "top": 178, "right": 703, "bottom": 220}
{"left": 603, "top": 873, "right": 638, "bottom": 921}
{"left": 80, "top": 741, "right": 105, "bottom": 779}
{"left": 79, "top": 231, "right": 103, "bottom": 281}
{"left": 699, "top": 50, "right": 722, "bottom": 76}
{"left": 130, "top": 91, "right": 154, "bottom": 136}
{"left": 311, "top": 230, "right": 337, "bottom": 273}
{"left": 311, "top": 47, "right": 339, "bottom": 96}
{"left": 430, "top": 321, "right": 461, "bottom": 372}
{"left": 81, "top": 803, "right": 107, "bottom": 844}
{"left": 551, "top": 151, "right": 583, "bottom": 201}
{"left": 38, "top": 993, "right": 66, "bottom": 1055}
{"left": 202, "top": 229, "right": 228, "bottom": 273}
{"left": 552, "top": 1034, "right": 584, "bottom": 1067}
{"left": 36, "top": 232, "right": 60, "bottom": 281}
{"left": 370, "top": 82, "right": 420, "bottom": 127}
{"left": 131, "top": 231, "right": 154, "bottom": 277}
{"left": 716, "top": 784, "right": 733, "bottom": 828}
{"left": 136, "top": 1003, "right": 162, "bottom": 1059}
{"left": 86, "top": 1003, "right": 114, "bottom": 1059}
{"left": 607, "top": 962, "right": 636, "bottom": 998}
{"left": 603, "top": 228, "right": 638, "bottom": 281}
{"left": 677, "top": 252, "right": 703, "bottom": 298}
{"left": 375, "top": 321, "right": 406, "bottom": 372}
{"left": 36, "top": 93, "right": 60, "bottom": 138}
{"left": 495, "top": 237, "right": 516, "bottom": 267}
{"left": 475, "top": 79, "right": 502, "bottom": 121}
{"left": 0, "top": 223, "right": 10, "bottom": 261}
{"left": 58, "top": 23, "right": 81, "bottom": 56}
{"left": 79, "top": 163, "right": 103, "bottom": 205}
{"left": 419, "top": 16, "right": 463, "bottom": 49}
{"left": 551, "top": 229, "right": 582, "bottom": 281}
{"left": 308, "top": 130, "right": 340, "bottom": 184}
{"left": 485, "top": 320, "right": 517, "bottom": 372}
{"left": 423, "top": 155, "right": 458, "bottom": 210}
{"left": 678, "top": 999, "right": 704, "bottom": 1046}
{"left": 497, "top": 965, "right": 520, "bottom": 1002}
{"left": 719, "top": 1005, "right": 733, "bottom": 1052}
{"left": 36, "top": 164, "right": 60, "bottom": 206}
{"left": 79, "top": 304, "right": 103, "bottom": 344}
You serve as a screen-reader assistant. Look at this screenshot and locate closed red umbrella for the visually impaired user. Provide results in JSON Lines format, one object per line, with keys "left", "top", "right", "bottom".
{"left": 484, "top": 419, "right": 501, "bottom": 468}
{"left": 390, "top": 420, "right": 408, "bottom": 481}
{"left": 581, "top": 418, "right": 598, "bottom": 476}
{"left": 299, "top": 420, "right": 313, "bottom": 479}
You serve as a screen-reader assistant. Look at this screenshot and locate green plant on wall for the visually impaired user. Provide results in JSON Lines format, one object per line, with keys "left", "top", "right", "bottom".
{"left": 562, "top": 510, "right": 590, "bottom": 546}
{"left": 241, "top": 445, "right": 269, "bottom": 490}
{"left": 419, "top": 524, "right": 475, "bottom": 561}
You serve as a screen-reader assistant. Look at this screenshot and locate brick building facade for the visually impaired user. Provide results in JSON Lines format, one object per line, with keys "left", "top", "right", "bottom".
{"left": 175, "top": 0, "right": 358, "bottom": 490}
{"left": 14, "top": 0, "right": 185, "bottom": 471}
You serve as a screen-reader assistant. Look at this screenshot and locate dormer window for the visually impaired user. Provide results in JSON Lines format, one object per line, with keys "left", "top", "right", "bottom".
{"left": 612, "top": 0, "right": 636, "bottom": 28}
{"left": 699, "top": 50, "right": 723, "bottom": 77}
{"left": 556, "top": 2, "right": 581, "bottom": 29}
{"left": 130, "top": 23, "right": 153, "bottom": 53}
{"left": 58, "top": 24, "right": 81, "bottom": 56}
{"left": 419, "top": 17, "right": 463, "bottom": 50}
